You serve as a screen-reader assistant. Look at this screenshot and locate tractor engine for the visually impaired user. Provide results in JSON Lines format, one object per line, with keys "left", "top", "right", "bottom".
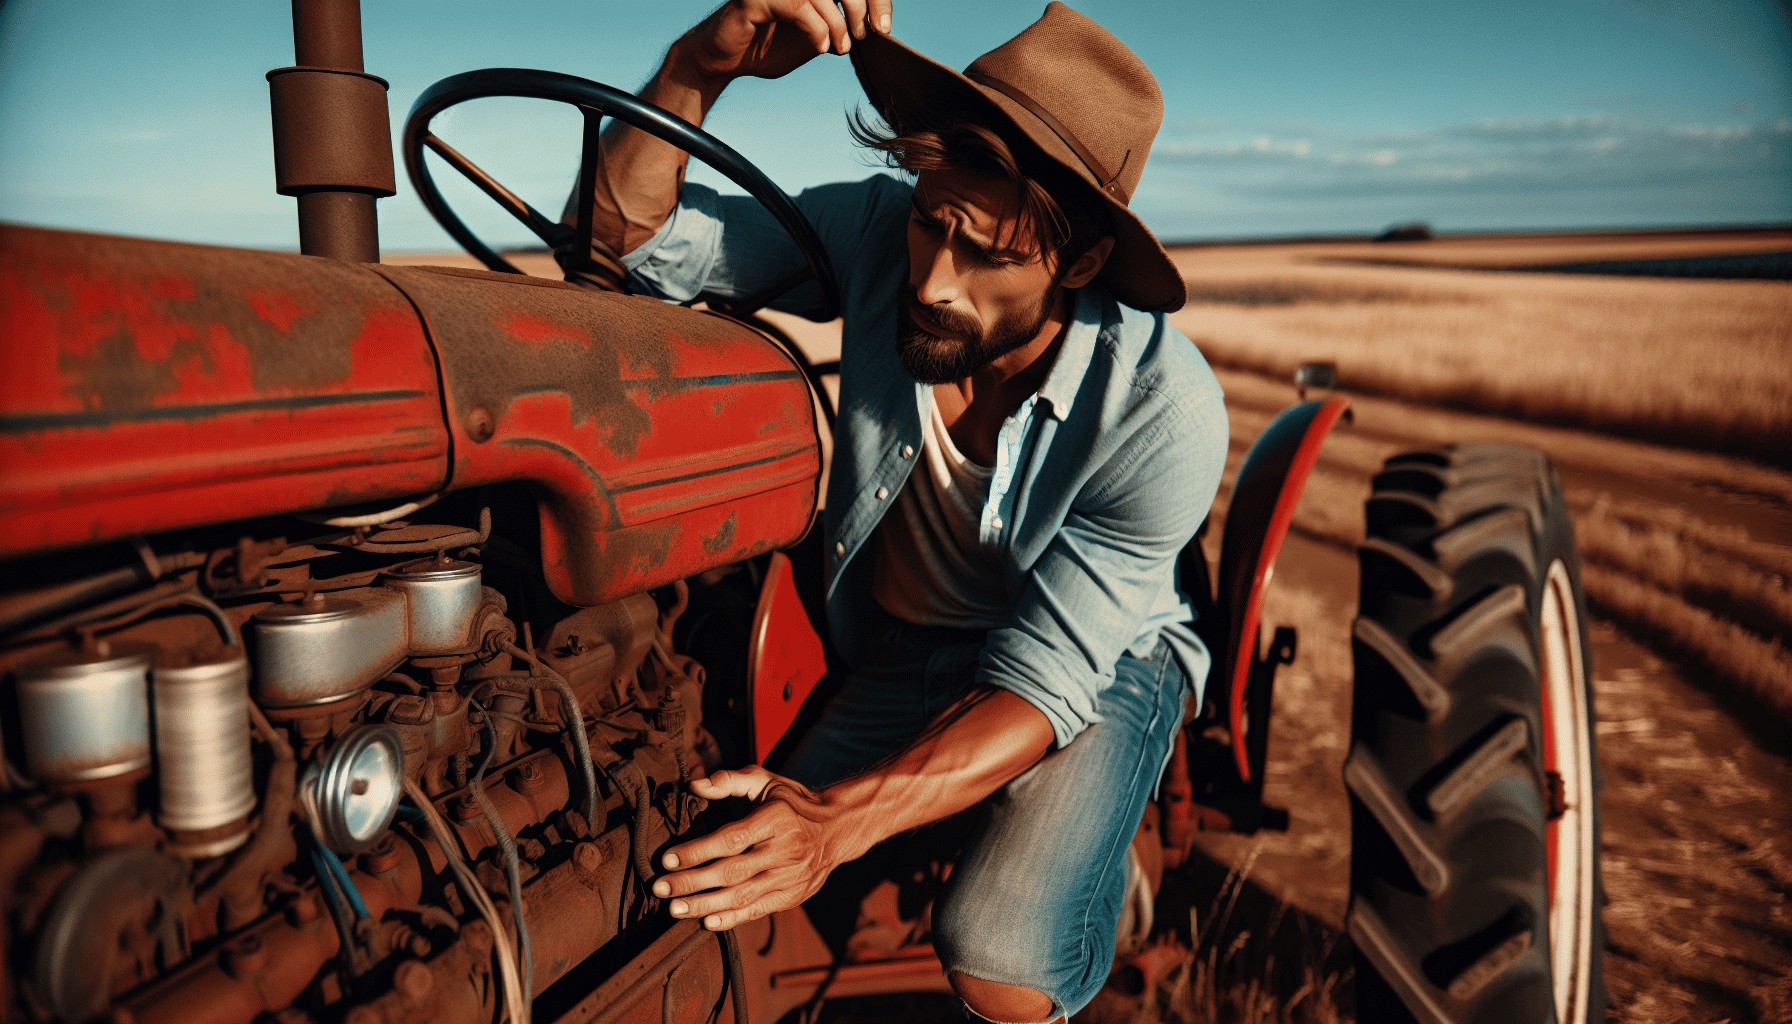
{"left": 2, "top": 521, "right": 723, "bottom": 1024}
{"left": 0, "top": 222, "right": 824, "bottom": 1023}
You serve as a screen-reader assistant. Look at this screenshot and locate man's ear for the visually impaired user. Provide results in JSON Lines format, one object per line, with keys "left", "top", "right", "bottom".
{"left": 1059, "top": 236, "right": 1116, "bottom": 290}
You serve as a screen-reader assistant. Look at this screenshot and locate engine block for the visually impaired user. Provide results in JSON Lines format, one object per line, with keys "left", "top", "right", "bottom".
{"left": 0, "top": 501, "right": 735, "bottom": 1024}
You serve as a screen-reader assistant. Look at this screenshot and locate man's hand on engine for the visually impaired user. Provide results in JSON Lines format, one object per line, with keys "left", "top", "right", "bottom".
{"left": 674, "top": 0, "right": 893, "bottom": 84}
{"left": 654, "top": 765, "right": 853, "bottom": 930}
{"left": 654, "top": 690, "right": 1053, "bottom": 931}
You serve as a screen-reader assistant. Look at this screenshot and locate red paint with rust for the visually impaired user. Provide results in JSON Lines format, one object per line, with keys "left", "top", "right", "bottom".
{"left": 372, "top": 264, "right": 819, "bottom": 607}
{"left": 1, "top": 228, "right": 821, "bottom": 605}
{"left": 0, "top": 225, "right": 447, "bottom": 556}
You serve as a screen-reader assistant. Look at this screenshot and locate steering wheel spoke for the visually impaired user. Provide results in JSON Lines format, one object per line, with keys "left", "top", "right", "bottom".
{"left": 422, "top": 133, "right": 574, "bottom": 252}
{"left": 403, "top": 67, "right": 839, "bottom": 318}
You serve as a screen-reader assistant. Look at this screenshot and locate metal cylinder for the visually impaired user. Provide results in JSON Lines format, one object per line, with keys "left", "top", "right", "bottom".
{"left": 16, "top": 642, "right": 154, "bottom": 785}
{"left": 292, "top": 0, "right": 365, "bottom": 70}
{"left": 384, "top": 557, "right": 483, "bottom": 652}
{"left": 153, "top": 651, "right": 256, "bottom": 851}
{"left": 271, "top": 0, "right": 392, "bottom": 262}
{"left": 267, "top": 68, "right": 397, "bottom": 196}
{"left": 294, "top": 191, "right": 380, "bottom": 263}
{"left": 251, "top": 590, "right": 408, "bottom": 707}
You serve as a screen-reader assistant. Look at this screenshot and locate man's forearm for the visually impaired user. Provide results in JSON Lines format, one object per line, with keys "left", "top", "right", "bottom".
{"left": 566, "top": 0, "right": 879, "bottom": 262}
{"left": 815, "top": 688, "right": 1055, "bottom": 865}
{"left": 655, "top": 688, "right": 1051, "bottom": 929}
{"left": 569, "top": 44, "right": 726, "bottom": 259}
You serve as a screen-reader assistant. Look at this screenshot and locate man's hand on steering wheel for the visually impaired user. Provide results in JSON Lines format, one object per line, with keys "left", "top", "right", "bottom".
{"left": 674, "top": 0, "right": 893, "bottom": 84}
{"left": 652, "top": 765, "right": 859, "bottom": 931}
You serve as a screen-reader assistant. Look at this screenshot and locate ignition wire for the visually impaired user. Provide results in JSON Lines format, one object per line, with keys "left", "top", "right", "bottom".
{"left": 471, "top": 708, "right": 534, "bottom": 1006}
{"left": 402, "top": 775, "right": 527, "bottom": 1024}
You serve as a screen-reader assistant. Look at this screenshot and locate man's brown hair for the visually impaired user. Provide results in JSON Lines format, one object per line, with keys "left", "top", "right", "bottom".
{"left": 848, "top": 108, "right": 1114, "bottom": 269}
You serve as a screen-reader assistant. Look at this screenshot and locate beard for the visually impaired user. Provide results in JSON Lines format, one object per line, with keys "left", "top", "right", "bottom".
{"left": 893, "top": 283, "right": 1057, "bottom": 385}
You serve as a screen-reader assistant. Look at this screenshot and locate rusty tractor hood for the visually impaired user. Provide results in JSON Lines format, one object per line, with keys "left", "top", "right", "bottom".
{"left": 0, "top": 224, "right": 820, "bottom": 606}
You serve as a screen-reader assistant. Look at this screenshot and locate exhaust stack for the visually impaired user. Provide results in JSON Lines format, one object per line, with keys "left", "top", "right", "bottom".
{"left": 267, "top": 0, "right": 395, "bottom": 261}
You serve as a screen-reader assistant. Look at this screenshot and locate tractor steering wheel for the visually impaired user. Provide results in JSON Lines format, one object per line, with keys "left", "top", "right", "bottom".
{"left": 402, "top": 68, "right": 840, "bottom": 320}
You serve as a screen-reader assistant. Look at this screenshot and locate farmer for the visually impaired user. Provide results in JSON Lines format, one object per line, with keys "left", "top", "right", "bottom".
{"left": 568, "top": 2, "right": 1226, "bottom": 1020}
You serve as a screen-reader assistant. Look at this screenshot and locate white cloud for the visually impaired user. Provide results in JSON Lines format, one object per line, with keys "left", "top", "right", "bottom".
{"left": 1143, "top": 110, "right": 1792, "bottom": 222}
{"left": 1155, "top": 135, "right": 1313, "bottom": 162}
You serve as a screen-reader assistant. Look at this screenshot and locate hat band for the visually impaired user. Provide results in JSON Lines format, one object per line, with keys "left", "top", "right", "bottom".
{"left": 966, "top": 71, "right": 1132, "bottom": 203}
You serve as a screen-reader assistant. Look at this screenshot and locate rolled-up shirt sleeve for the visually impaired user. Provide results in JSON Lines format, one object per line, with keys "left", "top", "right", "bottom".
{"left": 978, "top": 391, "right": 1227, "bottom": 748}
{"left": 621, "top": 175, "right": 910, "bottom": 322}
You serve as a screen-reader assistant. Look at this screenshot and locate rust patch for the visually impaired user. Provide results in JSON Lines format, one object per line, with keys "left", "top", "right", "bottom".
{"left": 57, "top": 325, "right": 210, "bottom": 413}
{"left": 701, "top": 511, "right": 739, "bottom": 555}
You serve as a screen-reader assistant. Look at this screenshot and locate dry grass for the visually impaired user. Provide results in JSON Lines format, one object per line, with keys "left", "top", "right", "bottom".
{"left": 1167, "top": 241, "right": 1792, "bottom": 466}
{"left": 1581, "top": 563, "right": 1792, "bottom": 726}
{"left": 1077, "top": 839, "right": 1352, "bottom": 1024}
{"left": 1573, "top": 496, "right": 1792, "bottom": 644}
{"left": 1591, "top": 651, "right": 1792, "bottom": 1023}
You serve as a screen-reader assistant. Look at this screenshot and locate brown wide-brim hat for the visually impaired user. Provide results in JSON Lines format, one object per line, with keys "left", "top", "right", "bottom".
{"left": 850, "top": 1, "right": 1186, "bottom": 313}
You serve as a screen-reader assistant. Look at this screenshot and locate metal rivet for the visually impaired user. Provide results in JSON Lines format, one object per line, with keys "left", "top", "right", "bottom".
{"left": 835, "top": 542, "right": 846, "bottom": 557}
{"left": 901, "top": 444, "right": 915, "bottom": 458}
{"left": 466, "top": 406, "right": 495, "bottom": 443}
{"left": 876, "top": 487, "right": 889, "bottom": 500}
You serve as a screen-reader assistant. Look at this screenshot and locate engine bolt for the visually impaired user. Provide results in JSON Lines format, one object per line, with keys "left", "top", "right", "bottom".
{"left": 512, "top": 760, "right": 546, "bottom": 793}
{"left": 463, "top": 919, "right": 494, "bottom": 955}
{"left": 395, "top": 959, "right": 435, "bottom": 1001}
{"left": 452, "top": 794, "right": 483, "bottom": 820}
{"left": 576, "top": 841, "right": 600, "bottom": 869}
{"left": 287, "top": 892, "right": 321, "bottom": 925}
{"left": 573, "top": 840, "right": 603, "bottom": 890}
{"left": 223, "top": 932, "right": 268, "bottom": 978}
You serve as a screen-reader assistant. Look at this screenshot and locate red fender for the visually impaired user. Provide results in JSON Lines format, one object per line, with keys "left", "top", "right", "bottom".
{"left": 1213, "top": 396, "right": 1351, "bottom": 783}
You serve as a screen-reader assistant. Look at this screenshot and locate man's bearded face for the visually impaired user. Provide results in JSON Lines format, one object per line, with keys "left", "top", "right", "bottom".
{"left": 894, "top": 281, "right": 1054, "bottom": 385}
{"left": 896, "top": 166, "right": 1065, "bottom": 386}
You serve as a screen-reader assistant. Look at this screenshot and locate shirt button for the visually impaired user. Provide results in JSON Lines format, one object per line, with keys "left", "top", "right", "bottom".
{"left": 835, "top": 541, "right": 846, "bottom": 557}
{"left": 875, "top": 486, "right": 889, "bottom": 500}
{"left": 991, "top": 517, "right": 1003, "bottom": 530}
{"left": 901, "top": 444, "right": 915, "bottom": 458}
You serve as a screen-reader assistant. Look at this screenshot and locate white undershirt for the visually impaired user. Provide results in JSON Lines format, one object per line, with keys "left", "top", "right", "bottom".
{"left": 872, "top": 392, "right": 1010, "bottom": 628}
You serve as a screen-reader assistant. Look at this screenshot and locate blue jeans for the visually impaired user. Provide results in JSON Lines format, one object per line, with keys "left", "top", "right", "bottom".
{"left": 782, "top": 610, "right": 1190, "bottom": 1019}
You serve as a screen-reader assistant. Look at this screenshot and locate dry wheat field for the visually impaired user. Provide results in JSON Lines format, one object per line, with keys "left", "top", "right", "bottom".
{"left": 1166, "top": 234, "right": 1792, "bottom": 467}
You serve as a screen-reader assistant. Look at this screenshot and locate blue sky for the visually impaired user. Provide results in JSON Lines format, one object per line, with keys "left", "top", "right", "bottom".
{"left": 1, "top": 0, "right": 1787, "bottom": 251}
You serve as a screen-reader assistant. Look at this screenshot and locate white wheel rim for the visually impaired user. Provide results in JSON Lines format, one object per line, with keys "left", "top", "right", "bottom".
{"left": 1540, "top": 559, "right": 1596, "bottom": 1024}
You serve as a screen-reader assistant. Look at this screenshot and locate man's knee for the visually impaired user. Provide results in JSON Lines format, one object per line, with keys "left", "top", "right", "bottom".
{"left": 949, "top": 972, "right": 1059, "bottom": 1024}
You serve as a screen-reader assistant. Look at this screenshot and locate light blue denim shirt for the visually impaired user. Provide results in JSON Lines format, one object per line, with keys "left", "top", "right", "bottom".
{"left": 623, "top": 175, "right": 1229, "bottom": 750}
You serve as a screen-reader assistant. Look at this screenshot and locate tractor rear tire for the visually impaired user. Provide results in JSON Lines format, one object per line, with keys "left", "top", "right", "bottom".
{"left": 1347, "top": 443, "right": 1606, "bottom": 1024}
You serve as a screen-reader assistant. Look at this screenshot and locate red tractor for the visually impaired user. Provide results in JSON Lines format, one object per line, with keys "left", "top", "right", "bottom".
{"left": 0, "top": 3, "right": 1604, "bottom": 1022}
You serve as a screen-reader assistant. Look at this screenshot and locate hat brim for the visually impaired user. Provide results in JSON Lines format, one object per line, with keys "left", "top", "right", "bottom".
{"left": 849, "top": 29, "right": 1187, "bottom": 314}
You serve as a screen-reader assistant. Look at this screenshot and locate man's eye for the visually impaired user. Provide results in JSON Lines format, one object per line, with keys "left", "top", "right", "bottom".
{"left": 975, "top": 249, "right": 1019, "bottom": 268}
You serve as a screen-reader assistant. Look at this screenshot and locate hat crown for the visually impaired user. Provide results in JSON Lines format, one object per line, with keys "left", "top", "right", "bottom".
{"left": 849, "top": 2, "right": 1188, "bottom": 311}
{"left": 963, "top": 2, "right": 1163, "bottom": 205}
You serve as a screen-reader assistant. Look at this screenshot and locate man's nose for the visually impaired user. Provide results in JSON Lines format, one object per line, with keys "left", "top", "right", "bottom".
{"left": 911, "top": 239, "right": 958, "bottom": 307}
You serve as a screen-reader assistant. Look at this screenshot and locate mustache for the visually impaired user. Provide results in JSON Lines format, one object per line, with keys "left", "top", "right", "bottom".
{"left": 899, "top": 286, "right": 980, "bottom": 341}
